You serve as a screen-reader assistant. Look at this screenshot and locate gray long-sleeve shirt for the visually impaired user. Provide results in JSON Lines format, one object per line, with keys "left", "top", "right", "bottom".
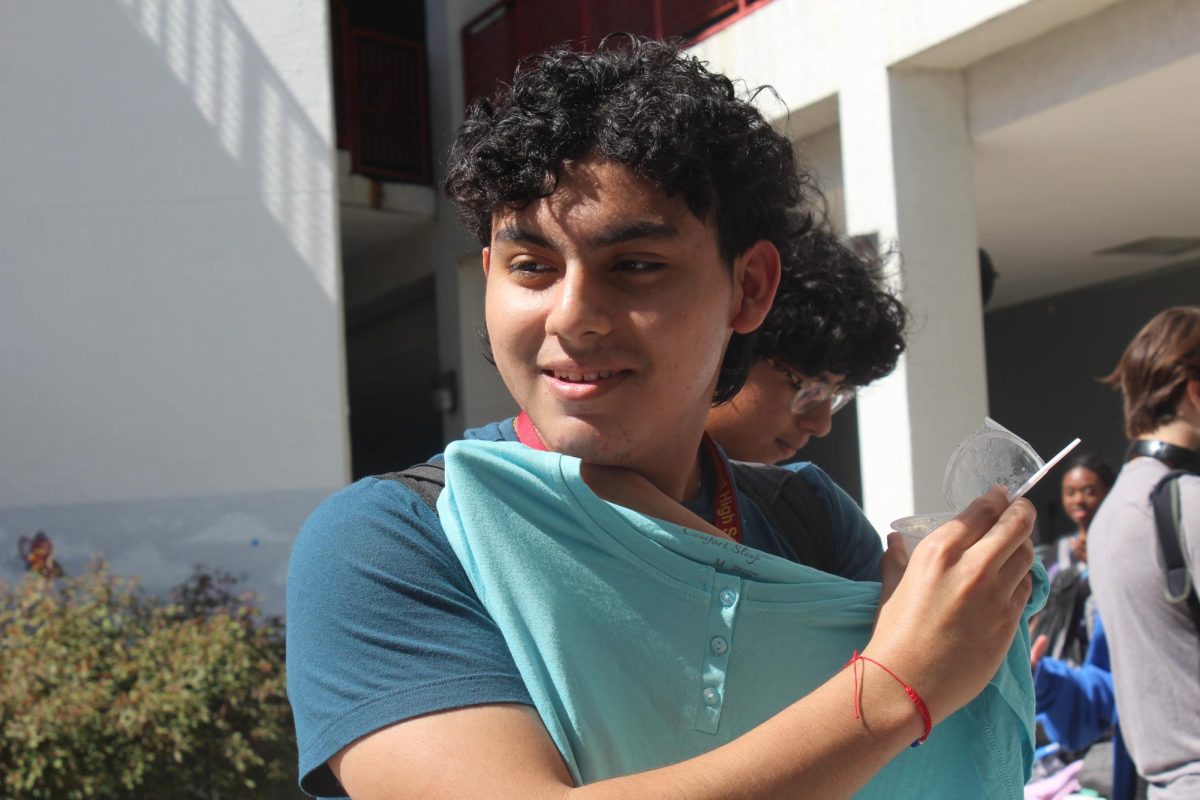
{"left": 1089, "top": 457, "right": 1200, "bottom": 799}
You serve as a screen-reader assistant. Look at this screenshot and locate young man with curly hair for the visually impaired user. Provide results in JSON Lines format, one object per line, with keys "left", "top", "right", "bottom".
{"left": 703, "top": 229, "right": 906, "bottom": 579}
{"left": 287, "top": 38, "right": 1039, "bottom": 799}
{"left": 706, "top": 230, "right": 906, "bottom": 465}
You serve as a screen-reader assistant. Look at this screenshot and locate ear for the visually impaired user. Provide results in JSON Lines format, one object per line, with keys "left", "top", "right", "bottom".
{"left": 729, "top": 239, "right": 781, "bottom": 334}
{"left": 481, "top": 247, "right": 491, "bottom": 278}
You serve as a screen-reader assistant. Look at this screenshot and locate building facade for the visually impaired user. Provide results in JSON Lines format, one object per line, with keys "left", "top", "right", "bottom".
{"left": 2, "top": 0, "right": 1197, "bottom": 610}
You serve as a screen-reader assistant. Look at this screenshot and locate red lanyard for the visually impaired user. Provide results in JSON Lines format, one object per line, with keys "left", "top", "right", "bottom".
{"left": 513, "top": 411, "right": 743, "bottom": 542}
{"left": 514, "top": 410, "right": 546, "bottom": 451}
{"left": 700, "top": 433, "right": 743, "bottom": 542}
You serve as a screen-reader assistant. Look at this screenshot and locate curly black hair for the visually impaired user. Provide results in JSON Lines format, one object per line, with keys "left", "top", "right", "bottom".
{"left": 445, "top": 35, "right": 818, "bottom": 403}
{"left": 753, "top": 229, "right": 907, "bottom": 387}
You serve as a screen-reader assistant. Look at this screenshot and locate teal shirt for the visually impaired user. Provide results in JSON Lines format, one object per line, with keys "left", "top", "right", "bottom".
{"left": 287, "top": 420, "right": 881, "bottom": 796}
{"left": 439, "top": 440, "right": 1048, "bottom": 797}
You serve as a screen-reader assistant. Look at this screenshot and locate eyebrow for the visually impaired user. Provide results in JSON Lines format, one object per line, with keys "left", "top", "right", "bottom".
{"left": 491, "top": 221, "right": 679, "bottom": 250}
{"left": 588, "top": 221, "right": 679, "bottom": 248}
{"left": 493, "top": 225, "right": 552, "bottom": 248}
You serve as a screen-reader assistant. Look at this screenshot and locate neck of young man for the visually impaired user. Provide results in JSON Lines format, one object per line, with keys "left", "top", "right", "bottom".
{"left": 1142, "top": 416, "right": 1200, "bottom": 452}
{"left": 639, "top": 447, "right": 705, "bottom": 505}
{"left": 580, "top": 454, "right": 729, "bottom": 541}
{"left": 525, "top": 414, "right": 708, "bottom": 505}
{"left": 588, "top": 429, "right": 706, "bottom": 505}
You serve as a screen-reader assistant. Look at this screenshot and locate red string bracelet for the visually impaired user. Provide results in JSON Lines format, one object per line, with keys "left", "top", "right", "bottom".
{"left": 842, "top": 650, "right": 932, "bottom": 748}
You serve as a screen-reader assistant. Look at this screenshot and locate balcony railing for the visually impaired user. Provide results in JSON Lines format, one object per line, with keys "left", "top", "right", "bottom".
{"left": 333, "top": 7, "right": 431, "bottom": 183}
{"left": 463, "top": 0, "right": 771, "bottom": 104}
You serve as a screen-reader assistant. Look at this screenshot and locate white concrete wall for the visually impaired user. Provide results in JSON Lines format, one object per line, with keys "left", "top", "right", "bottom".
{"left": 796, "top": 125, "right": 846, "bottom": 231}
{"left": 840, "top": 68, "right": 990, "bottom": 529}
{"left": 966, "top": 0, "right": 1200, "bottom": 137}
{"left": 691, "top": 0, "right": 1123, "bottom": 114}
{"left": 0, "top": 0, "right": 346, "bottom": 613}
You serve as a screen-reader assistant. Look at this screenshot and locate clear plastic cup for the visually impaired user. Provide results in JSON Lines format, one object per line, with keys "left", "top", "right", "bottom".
{"left": 890, "top": 418, "right": 1044, "bottom": 553}
{"left": 892, "top": 512, "right": 956, "bottom": 555}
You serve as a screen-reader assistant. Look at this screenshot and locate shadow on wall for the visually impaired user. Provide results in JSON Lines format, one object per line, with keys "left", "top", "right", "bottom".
{"left": 0, "top": 0, "right": 346, "bottom": 616}
{"left": 984, "top": 257, "right": 1200, "bottom": 544}
{"left": 110, "top": 0, "right": 338, "bottom": 293}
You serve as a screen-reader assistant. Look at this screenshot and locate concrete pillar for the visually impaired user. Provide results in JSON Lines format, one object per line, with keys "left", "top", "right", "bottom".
{"left": 425, "top": 0, "right": 512, "bottom": 438}
{"left": 839, "top": 66, "right": 989, "bottom": 533}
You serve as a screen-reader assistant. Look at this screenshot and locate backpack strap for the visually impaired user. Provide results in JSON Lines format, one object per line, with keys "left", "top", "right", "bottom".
{"left": 379, "top": 461, "right": 446, "bottom": 509}
{"left": 381, "top": 458, "right": 836, "bottom": 573}
{"left": 1151, "top": 469, "right": 1200, "bottom": 637}
{"left": 729, "top": 461, "right": 835, "bottom": 573}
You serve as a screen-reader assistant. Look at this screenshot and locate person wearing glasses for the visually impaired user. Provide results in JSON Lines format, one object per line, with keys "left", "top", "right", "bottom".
{"left": 706, "top": 229, "right": 907, "bottom": 465}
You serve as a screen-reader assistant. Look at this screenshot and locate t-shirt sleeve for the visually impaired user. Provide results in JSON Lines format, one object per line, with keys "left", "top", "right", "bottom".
{"left": 286, "top": 477, "right": 532, "bottom": 798}
{"left": 786, "top": 462, "right": 883, "bottom": 582}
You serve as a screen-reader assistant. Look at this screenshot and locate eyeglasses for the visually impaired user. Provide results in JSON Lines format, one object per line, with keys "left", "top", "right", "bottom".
{"left": 763, "top": 356, "right": 856, "bottom": 415}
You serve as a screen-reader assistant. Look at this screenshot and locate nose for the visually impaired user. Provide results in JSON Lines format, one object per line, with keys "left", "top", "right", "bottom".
{"left": 793, "top": 400, "right": 834, "bottom": 438}
{"left": 544, "top": 265, "right": 613, "bottom": 342}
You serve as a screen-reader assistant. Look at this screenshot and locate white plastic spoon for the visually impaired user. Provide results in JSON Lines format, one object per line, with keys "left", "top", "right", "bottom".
{"left": 1010, "top": 437, "right": 1082, "bottom": 501}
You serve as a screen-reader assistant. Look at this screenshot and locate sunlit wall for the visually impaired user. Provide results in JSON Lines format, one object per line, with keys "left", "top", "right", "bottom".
{"left": 0, "top": 0, "right": 348, "bottom": 613}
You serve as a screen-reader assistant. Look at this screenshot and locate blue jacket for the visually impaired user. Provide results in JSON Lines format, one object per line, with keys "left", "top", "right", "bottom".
{"left": 1034, "top": 616, "right": 1136, "bottom": 800}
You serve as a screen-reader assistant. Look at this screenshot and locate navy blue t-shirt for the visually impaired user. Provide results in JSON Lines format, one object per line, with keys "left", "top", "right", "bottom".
{"left": 286, "top": 419, "right": 881, "bottom": 796}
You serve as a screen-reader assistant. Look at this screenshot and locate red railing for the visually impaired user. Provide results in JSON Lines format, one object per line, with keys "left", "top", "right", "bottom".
{"left": 462, "top": 0, "right": 771, "bottom": 105}
{"left": 333, "top": 6, "right": 431, "bottom": 183}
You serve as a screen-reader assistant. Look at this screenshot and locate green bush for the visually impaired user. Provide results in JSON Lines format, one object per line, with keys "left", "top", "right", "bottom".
{"left": 0, "top": 559, "right": 299, "bottom": 799}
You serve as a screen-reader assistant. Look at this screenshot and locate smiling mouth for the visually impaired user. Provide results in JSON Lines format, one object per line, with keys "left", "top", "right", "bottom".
{"left": 546, "top": 369, "right": 626, "bottom": 382}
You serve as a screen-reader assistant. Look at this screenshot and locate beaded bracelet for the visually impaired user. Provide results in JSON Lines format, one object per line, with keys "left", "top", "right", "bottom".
{"left": 843, "top": 650, "right": 932, "bottom": 747}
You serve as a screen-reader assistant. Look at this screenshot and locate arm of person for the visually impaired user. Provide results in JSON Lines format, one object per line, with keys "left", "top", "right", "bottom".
{"left": 333, "top": 664, "right": 925, "bottom": 800}
{"left": 331, "top": 487, "right": 1035, "bottom": 800}
{"left": 1033, "top": 617, "right": 1116, "bottom": 751}
{"left": 287, "top": 478, "right": 535, "bottom": 796}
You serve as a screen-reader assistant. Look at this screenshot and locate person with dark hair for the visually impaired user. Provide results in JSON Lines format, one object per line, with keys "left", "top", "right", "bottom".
{"left": 445, "top": 36, "right": 818, "bottom": 405}
{"left": 1088, "top": 306, "right": 1200, "bottom": 799}
{"left": 1035, "top": 453, "right": 1115, "bottom": 667}
{"left": 706, "top": 229, "right": 906, "bottom": 465}
{"left": 702, "top": 229, "right": 905, "bottom": 581}
{"left": 287, "top": 38, "right": 1041, "bottom": 799}
{"left": 1051, "top": 453, "right": 1116, "bottom": 577}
